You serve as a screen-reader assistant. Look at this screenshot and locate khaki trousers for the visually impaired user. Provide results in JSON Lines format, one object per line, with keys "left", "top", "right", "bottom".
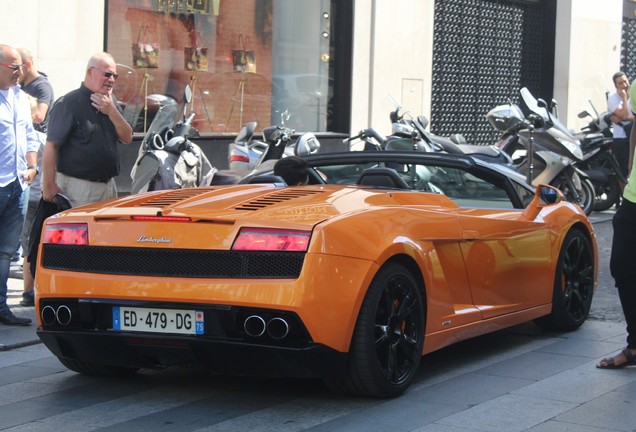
{"left": 56, "top": 172, "right": 118, "bottom": 208}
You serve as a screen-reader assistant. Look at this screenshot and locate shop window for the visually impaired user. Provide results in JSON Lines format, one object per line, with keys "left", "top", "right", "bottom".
{"left": 106, "top": 0, "right": 334, "bottom": 134}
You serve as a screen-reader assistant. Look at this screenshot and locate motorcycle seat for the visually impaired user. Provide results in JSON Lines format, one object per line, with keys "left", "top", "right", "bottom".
{"left": 456, "top": 144, "right": 502, "bottom": 158}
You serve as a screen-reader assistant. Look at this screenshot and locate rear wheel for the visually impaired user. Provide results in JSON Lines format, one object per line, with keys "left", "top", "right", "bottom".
{"left": 534, "top": 229, "right": 594, "bottom": 331}
{"left": 325, "top": 262, "right": 425, "bottom": 398}
{"left": 593, "top": 176, "right": 621, "bottom": 212}
{"left": 58, "top": 357, "right": 139, "bottom": 376}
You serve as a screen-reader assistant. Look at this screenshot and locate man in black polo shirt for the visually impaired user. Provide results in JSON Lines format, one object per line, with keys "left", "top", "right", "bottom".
{"left": 42, "top": 52, "right": 133, "bottom": 207}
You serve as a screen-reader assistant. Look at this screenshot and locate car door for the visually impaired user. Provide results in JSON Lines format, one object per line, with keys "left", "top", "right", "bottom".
{"left": 458, "top": 209, "right": 552, "bottom": 319}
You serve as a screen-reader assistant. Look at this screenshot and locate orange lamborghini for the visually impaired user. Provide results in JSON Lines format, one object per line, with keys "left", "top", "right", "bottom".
{"left": 35, "top": 151, "right": 597, "bottom": 398}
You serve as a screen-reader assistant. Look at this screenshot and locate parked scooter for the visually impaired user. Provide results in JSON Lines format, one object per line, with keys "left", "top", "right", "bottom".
{"left": 130, "top": 85, "right": 216, "bottom": 193}
{"left": 227, "top": 121, "right": 262, "bottom": 171}
{"left": 486, "top": 88, "right": 595, "bottom": 215}
{"left": 227, "top": 110, "right": 320, "bottom": 173}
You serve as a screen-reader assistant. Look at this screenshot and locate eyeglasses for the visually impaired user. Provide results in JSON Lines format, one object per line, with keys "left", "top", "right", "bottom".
{"left": 90, "top": 67, "right": 119, "bottom": 80}
{"left": 1, "top": 64, "right": 24, "bottom": 72}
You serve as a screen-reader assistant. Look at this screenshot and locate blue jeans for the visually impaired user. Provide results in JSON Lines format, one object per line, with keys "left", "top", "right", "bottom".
{"left": 0, "top": 179, "right": 25, "bottom": 313}
{"left": 12, "top": 185, "right": 29, "bottom": 259}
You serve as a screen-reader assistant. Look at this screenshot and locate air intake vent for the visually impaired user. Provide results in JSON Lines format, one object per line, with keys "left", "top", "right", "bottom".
{"left": 138, "top": 188, "right": 212, "bottom": 208}
{"left": 233, "top": 189, "right": 322, "bottom": 211}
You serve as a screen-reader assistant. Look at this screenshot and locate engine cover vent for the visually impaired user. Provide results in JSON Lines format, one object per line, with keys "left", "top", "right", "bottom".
{"left": 233, "top": 189, "right": 322, "bottom": 211}
{"left": 137, "top": 188, "right": 213, "bottom": 208}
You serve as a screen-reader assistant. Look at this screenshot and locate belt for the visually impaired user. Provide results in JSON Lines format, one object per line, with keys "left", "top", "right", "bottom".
{"left": 59, "top": 172, "right": 112, "bottom": 183}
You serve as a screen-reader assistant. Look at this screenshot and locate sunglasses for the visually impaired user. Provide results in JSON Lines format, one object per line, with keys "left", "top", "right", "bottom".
{"left": 1, "top": 64, "right": 24, "bottom": 72}
{"left": 91, "top": 67, "right": 119, "bottom": 80}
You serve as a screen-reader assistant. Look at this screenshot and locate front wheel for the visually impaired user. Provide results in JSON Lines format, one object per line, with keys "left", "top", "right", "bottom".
{"left": 552, "top": 175, "right": 595, "bottom": 216}
{"left": 534, "top": 229, "right": 594, "bottom": 331}
{"left": 325, "top": 262, "right": 425, "bottom": 398}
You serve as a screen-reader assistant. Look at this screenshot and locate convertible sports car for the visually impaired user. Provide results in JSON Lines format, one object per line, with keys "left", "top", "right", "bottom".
{"left": 35, "top": 151, "right": 597, "bottom": 398}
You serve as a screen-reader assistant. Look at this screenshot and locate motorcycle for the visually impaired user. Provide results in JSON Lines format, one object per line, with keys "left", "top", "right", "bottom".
{"left": 575, "top": 102, "right": 626, "bottom": 211}
{"left": 487, "top": 88, "right": 596, "bottom": 215}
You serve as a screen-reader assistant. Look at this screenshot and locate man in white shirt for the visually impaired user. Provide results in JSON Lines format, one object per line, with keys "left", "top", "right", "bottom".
{"left": 608, "top": 72, "right": 634, "bottom": 179}
{"left": 0, "top": 44, "right": 39, "bottom": 325}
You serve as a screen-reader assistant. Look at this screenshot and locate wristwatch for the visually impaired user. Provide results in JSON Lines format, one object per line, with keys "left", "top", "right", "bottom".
{"left": 27, "top": 165, "right": 39, "bottom": 174}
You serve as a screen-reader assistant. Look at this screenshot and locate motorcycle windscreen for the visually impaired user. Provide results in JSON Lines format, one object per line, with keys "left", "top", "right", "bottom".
{"left": 141, "top": 104, "right": 179, "bottom": 149}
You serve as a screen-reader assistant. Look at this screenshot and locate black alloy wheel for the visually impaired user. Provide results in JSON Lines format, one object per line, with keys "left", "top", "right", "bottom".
{"left": 535, "top": 229, "right": 594, "bottom": 331}
{"left": 326, "top": 262, "right": 425, "bottom": 398}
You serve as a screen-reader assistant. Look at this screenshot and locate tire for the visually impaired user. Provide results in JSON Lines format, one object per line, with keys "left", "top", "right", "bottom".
{"left": 534, "top": 229, "right": 594, "bottom": 331}
{"left": 593, "top": 176, "right": 621, "bottom": 212}
{"left": 325, "top": 262, "right": 425, "bottom": 398}
{"left": 578, "top": 178, "right": 596, "bottom": 215}
{"left": 58, "top": 357, "right": 139, "bottom": 376}
{"left": 552, "top": 175, "right": 595, "bottom": 216}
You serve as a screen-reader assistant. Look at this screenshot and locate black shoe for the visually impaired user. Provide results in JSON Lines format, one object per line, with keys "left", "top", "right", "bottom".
{"left": 19, "top": 297, "right": 34, "bottom": 307}
{"left": 0, "top": 310, "right": 31, "bottom": 326}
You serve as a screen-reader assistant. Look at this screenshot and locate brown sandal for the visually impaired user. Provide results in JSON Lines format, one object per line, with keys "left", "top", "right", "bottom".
{"left": 596, "top": 348, "right": 636, "bottom": 369}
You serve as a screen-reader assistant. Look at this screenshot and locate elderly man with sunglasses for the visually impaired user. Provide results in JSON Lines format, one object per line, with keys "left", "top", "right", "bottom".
{"left": 42, "top": 52, "right": 132, "bottom": 208}
{"left": 0, "top": 44, "right": 39, "bottom": 326}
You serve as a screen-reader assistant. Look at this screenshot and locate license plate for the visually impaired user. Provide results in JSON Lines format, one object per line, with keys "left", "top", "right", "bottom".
{"left": 113, "top": 306, "right": 204, "bottom": 335}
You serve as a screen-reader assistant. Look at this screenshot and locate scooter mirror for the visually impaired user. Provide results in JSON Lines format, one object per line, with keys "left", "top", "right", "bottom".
{"left": 536, "top": 98, "right": 553, "bottom": 123}
{"left": 578, "top": 110, "right": 590, "bottom": 119}
{"left": 182, "top": 85, "right": 192, "bottom": 121}
{"left": 184, "top": 85, "right": 193, "bottom": 104}
{"left": 550, "top": 99, "right": 559, "bottom": 117}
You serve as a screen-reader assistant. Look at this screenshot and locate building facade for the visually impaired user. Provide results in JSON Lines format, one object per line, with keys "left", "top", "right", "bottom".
{"left": 0, "top": 0, "right": 628, "bottom": 144}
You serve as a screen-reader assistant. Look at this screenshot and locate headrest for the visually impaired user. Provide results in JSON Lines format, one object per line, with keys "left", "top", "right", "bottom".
{"left": 356, "top": 167, "right": 410, "bottom": 189}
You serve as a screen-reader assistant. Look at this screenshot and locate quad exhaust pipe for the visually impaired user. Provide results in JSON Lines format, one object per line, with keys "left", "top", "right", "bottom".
{"left": 243, "top": 315, "right": 289, "bottom": 339}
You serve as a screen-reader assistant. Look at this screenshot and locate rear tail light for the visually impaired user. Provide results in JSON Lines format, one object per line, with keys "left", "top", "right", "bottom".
{"left": 229, "top": 154, "right": 250, "bottom": 163}
{"left": 232, "top": 228, "right": 311, "bottom": 251}
{"left": 43, "top": 223, "right": 88, "bottom": 245}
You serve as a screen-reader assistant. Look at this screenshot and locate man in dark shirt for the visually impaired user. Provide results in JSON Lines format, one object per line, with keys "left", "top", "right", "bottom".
{"left": 42, "top": 52, "right": 133, "bottom": 207}
{"left": 18, "top": 48, "right": 54, "bottom": 133}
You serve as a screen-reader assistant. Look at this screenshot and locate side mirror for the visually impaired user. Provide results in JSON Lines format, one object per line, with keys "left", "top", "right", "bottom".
{"left": 538, "top": 184, "right": 562, "bottom": 205}
{"left": 578, "top": 110, "right": 590, "bottom": 119}
{"left": 521, "top": 184, "right": 563, "bottom": 220}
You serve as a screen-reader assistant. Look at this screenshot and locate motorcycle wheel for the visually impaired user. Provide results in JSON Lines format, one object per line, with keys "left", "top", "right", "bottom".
{"left": 579, "top": 178, "right": 596, "bottom": 215}
{"left": 552, "top": 176, "right": 595, "bottom": 216}
{"left": 592, "top": 176, "right": 621, "bottom": 212}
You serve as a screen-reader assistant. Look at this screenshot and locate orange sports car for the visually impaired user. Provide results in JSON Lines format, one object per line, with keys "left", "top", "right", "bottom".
{"left": 35, "top": 151, "right": 597, "bottom": 398}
